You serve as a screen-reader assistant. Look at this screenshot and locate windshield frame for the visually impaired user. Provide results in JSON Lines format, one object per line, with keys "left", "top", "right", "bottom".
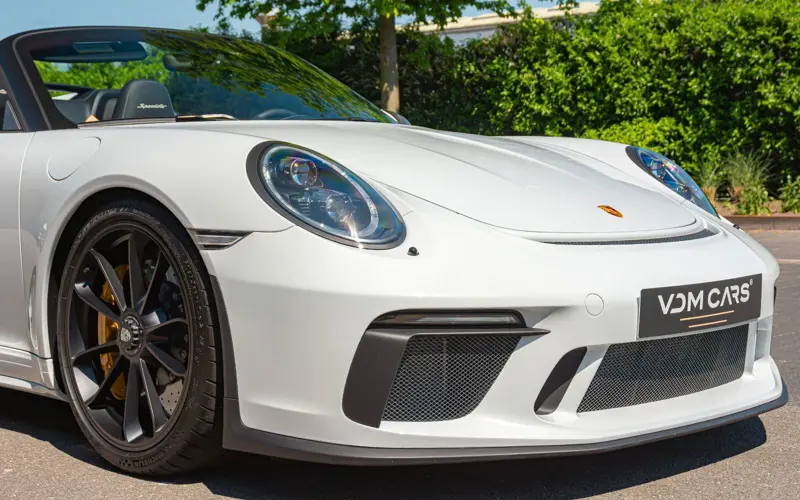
{"left": 3, "top": 26, "right": 394, "bottom": 131}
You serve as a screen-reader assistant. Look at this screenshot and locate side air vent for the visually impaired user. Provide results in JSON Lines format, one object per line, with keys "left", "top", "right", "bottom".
{"left": 342, "top": 310, "right": 548, "bottom": 428}
{"left": 534, "top": 347, "right": 587, "bottom": 415}
{"left": 382, "top": 334, "right": 521, "bottom": 422}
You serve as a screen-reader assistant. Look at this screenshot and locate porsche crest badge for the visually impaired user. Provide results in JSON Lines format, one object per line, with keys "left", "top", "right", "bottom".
{"left": 598, "top": 205, "right": 623, "bottom": 218}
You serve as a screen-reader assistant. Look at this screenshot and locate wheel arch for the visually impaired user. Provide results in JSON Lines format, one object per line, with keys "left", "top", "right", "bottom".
{"left": 44, "top": 187, "right": 198, "bottom": 392}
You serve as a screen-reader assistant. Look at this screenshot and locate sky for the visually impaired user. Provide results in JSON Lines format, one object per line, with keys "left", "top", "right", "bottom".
{"left": 0, "top": 0, "right": 253, "bottom": 38}
{"left": 0, "top": 0, "right": 561, "bottom": 39}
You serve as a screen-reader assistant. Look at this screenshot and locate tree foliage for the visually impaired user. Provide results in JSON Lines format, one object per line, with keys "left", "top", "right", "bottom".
{"left": 196, "top": 0, "right": 518, "bottom": 33}
{"left": 36, "top": 59, "right": 169, "bottom": 90}
{"left": 196, "top": 0, "right": 519, "bottom": 111}
{"left": 443, "top": 0, "right": 800, "bottom": 176}
{"left": 291, "top": 0, "right": 799, "bottom": 177}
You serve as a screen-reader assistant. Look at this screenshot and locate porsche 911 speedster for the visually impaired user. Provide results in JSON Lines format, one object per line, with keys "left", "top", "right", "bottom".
{"left": 0, "top": 27, "right": 787, "bottom": 475}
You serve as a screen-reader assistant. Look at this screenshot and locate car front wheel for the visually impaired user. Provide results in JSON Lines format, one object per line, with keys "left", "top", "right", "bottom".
{"left": 56, "top": 199, "right": 222, "bottom": 475}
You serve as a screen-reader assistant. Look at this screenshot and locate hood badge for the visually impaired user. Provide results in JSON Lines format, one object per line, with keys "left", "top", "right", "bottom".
{"left": 598, "top": 205, "right": 623, "bottom": 218}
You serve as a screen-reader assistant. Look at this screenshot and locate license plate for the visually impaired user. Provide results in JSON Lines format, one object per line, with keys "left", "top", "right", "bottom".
{"left": 638, "top": 274, "right": 762, "bottom": 338}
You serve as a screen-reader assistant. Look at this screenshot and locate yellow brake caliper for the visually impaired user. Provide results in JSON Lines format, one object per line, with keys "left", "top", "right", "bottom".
{"left": 97, "top": 265, "right": 129, "bottom": 400}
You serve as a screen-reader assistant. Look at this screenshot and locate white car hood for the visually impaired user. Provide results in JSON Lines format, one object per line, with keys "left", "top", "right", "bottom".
{"left": 175, "top": 122, "right": 696, "bottom": 234}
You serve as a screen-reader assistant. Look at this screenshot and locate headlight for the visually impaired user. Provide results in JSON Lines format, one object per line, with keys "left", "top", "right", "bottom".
{"left": 626, "top": 146, "right": 717, "bottom": 217}
{"left": 250, "top": 143, "right": 405, "bottom": 248}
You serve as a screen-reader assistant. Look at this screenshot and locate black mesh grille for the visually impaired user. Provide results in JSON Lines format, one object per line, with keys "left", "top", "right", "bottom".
{"left": 546, "top": 228, "right": 715, "bottom": 246}
{"left": 382, "top": 335, "right": 520, "bottom": 422}
{"left": 577, "top": 325, "right": 749, "bottom": 413}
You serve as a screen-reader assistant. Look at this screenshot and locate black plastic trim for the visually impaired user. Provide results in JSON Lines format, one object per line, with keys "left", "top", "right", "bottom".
{"left": 534, "top": 347, "right": 587, "bottom": 415}
{"left": 342, "top": 326, "right": 548, "bottom": 428}
{"left": 245, "top": 141, "right": 407, "bottom": 250}
{"left": 0, "top": 35, "right": 39, "bottom": 131}
{"left": 342, "top": 329, "right": 414, "bottom": 428}
{"left": 371, "top": 309, "right": 525, "bottom": 328}
{"left": 222, "top": 382, "right": 788, "bottom": 464}
{"left": 544, "top": 228, "right": 715, "bottom": 246}
{"left": 209, "top": 276, "right": 238, "bottom": 401}
{"left": 0, "top": 70, "right": 22, "bottom": 132}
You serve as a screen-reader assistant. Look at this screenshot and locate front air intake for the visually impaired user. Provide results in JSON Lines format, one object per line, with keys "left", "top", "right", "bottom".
{"left": 342, "top": 311, "right": 546, "bottom": 428}
{"left": 577, "top": 325, "right": 749, "bottom": 413}
{"left": 381, "top": 334, "right": 521, "bottom": 422}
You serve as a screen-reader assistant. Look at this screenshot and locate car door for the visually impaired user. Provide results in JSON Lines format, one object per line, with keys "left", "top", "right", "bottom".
{"left": 0, "top": 73, "right": 34, "bottom": 354}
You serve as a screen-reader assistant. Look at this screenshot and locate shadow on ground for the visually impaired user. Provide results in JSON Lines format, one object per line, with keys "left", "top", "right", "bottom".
{"left": 0, "top": 387, "right": 768, "bottom": 500}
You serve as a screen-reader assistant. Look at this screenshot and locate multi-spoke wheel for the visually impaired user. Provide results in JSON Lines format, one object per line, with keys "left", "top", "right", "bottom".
{"left": 57, "top": 200, "right": 222, "bottom": 475}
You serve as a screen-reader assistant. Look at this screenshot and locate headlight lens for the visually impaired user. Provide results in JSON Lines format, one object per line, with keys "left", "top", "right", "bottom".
{"left": 626, "top": 146, "right": 717, "bottom": 217}
{"left": 256, "top": 144, "right": 405, "bottom": 248}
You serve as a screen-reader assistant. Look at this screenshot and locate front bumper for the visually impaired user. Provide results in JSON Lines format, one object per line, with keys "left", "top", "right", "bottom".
{"left": 202, "top": 209, "right": 784, "bottom": 462}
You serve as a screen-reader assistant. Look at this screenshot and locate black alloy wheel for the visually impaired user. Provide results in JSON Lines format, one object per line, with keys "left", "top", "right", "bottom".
{"left": 57, "top": 200, "right": 223, "bottom": 475}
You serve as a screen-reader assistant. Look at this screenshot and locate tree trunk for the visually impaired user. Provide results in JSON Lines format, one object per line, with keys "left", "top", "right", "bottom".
{"left": 379, "top": 13, "right": 400, "bottom": 112}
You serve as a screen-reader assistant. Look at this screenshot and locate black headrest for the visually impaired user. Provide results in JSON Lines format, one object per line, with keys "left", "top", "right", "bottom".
{"left": 89, "top": 89, "right": 120, "bottom": 121}
{"left": 112, "top": 79, "right": 175, "bottom": 120}
{"left": 53, "top": 99, "right": 91, "bottom": 124}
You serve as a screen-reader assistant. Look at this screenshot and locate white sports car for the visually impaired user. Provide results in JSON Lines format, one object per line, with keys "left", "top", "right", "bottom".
{"left": 0, "top": 27, "right": 786, "bottom": 475}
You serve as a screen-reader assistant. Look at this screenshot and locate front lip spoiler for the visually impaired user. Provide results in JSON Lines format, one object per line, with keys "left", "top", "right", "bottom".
{"left": 221, "top": 382, "right": 788, "bottom": 465}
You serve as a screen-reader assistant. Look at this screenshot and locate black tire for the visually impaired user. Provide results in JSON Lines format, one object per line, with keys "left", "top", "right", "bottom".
{"left": 56, "top": 199, "right": 222, "bottom": 475}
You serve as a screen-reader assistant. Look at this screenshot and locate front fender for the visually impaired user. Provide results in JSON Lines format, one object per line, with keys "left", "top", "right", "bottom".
{"left": 20, "top": 127, "right": 293, "bottom": 364}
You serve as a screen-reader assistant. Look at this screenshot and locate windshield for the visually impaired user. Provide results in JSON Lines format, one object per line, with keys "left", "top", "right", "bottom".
{"left": 31, "top": 31, "right": 392, "bottom": 125}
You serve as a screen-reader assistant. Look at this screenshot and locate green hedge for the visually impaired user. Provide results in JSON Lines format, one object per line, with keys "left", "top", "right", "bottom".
{"left": 280, "top": 0, "right": 800, "bottom": 178}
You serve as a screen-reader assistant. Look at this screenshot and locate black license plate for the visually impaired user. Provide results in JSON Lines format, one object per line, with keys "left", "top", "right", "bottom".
{"left": 638, "top": 274, "right": 762, "bottom": 338}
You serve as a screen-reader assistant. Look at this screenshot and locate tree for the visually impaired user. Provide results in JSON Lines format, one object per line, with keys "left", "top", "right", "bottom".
{"left": 195, "top": 0, "right": 518, "bottom": 112}
{"left": 36, "top": 58, "right": 168, "bottom": 91}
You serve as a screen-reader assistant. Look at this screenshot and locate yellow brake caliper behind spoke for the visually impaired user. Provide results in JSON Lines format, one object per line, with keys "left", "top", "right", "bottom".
{"left": 97, "top": 265, "right": 129, "bottom": 400}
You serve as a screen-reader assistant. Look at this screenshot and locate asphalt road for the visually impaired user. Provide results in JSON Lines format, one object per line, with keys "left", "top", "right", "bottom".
{"left": 1, "top": 230, "right": 798, "bottom": 499}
